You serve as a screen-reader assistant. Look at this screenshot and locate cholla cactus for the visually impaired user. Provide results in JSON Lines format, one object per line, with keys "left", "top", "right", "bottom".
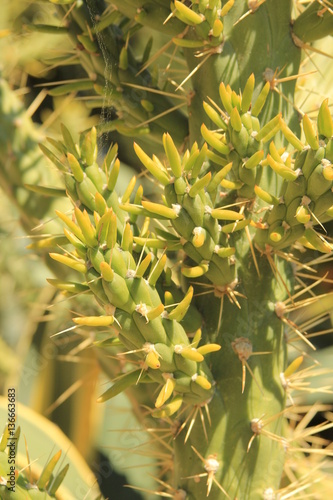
{"left": 2, "top": 1, "right": 333, "bottom": 499}
{"left": 38, "top": 80, "right": 332, "bottom": 498}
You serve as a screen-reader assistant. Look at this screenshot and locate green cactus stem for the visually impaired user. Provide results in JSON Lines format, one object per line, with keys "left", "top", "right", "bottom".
{"left": 37, "top": 71, "right": 332, "bottom": 496}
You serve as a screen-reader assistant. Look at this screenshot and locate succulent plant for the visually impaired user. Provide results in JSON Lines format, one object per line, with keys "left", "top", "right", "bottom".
{"left": 0, "top": 422, "right": 68, "bottom": 499}
{"left": 1, "top": 1, "right": 333, "bottom": 499}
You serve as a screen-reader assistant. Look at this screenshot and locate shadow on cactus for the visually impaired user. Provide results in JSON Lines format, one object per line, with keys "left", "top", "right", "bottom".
{"left": 33, "top": 70, "right": 333, "bottom": 499}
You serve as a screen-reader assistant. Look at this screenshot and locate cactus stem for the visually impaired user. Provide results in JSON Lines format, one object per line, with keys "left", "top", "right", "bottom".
{"left": 260, "top": 248, "right": 294, "bottom": 302}
{"left": 176, "top": 49, "right": 218, "bottom": 92}
{"left": 233, "top": 0, "right": 267, "bottom": 26}
{"left": 245, "top": 224, "right": 261, "bottom": 278}
{"left": 135, "top": 100, "right": 188, "bottom": 129}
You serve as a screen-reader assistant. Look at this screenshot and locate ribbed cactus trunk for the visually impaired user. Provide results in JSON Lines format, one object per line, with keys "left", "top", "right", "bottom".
{"left": 171, "top": 3, "right": 297, "bottom": 497}
{"left": 174, "top": 259, "right": 290, "bottom": 499}
{"left": 185, "top": 0, "right": 301, "bottom": 144}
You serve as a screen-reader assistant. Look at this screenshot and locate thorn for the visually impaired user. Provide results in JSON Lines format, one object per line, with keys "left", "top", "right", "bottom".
{"left": 188, "top": 447, "right": 230, "bottom": 498}
{"left": 231, "top": 338, "right": 269, "bottom": 394}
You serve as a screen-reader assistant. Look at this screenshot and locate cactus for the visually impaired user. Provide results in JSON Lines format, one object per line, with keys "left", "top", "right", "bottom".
{"left": 0, "top": 416, "right": 103, "bottom": 499}
{"left": 1, "top": 1, "right": 333, "bottom": 499}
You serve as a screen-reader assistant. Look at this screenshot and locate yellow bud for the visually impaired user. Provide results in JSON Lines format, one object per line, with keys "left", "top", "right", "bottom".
{"left": 37, "top": 450, "right": 62, "bottom": 489}
{"left": 74, "top": 207, "right": 98, "bottom": 247}
{"left": 254, "top": 185, "right": 279, "bottom": 205}
{"left": 134, "top": 142, "right": 170, "bottom": 185}
{"left": 155, "top": 377, "right": 176, "bottom": 408}
{"left": 56, "top": 210, "right": 84, "bottom": 242}
{"left": 67, "top": 152, "right": 84, "bottom": 182}
{"left": 189, "top": 172, "right": 212, "bottom": 197}
{"left": 168, "top": 286, "right": 193, "bottom": 321}
{"left": 203, "top": 102, "right": 226, "bottom": 130}
{"left": 122, "top": 176, "right": 137, "bottom": 204}
{"left": 230, "top": 107, "right": 242, "bottom": 132}
{"left": 133, "top": 237, "right": 168, "bottom": 249}
{"left": 192, "top": 227, "right": 206, "bottom": 248}
{"left": 142, "top": 200, "right": 178, "bottom": 220}
{"left": 221, "top": 178, "right": 243, "bottom": 190}
{"left": 174, "top": 1, "right": 204, "bottom": 24}
{"left": 192, "top": 329, "right": 202, "bottom": 348}
{"left": 149, "top": 254, "right": 167, "bottom": 286}
{"left": 121, "top": 222, "right": 133, "bottom": 252}
{"left": 219, "top": 82, "right": 233, "bottom": 115}
{"left": 303, "top": 114, "right": 319, "bottom": 150}
{"left": 175, "top": 345, "right": 204, "bottom": 362}
{"left": 201, "top": 124, "right": 230, "bottom": 155}
{"left": 192, "top": 375, "right": 212, "bottom": 390}
{"left": 152, "top": 395, "right": 183, "bottom": 418}
{"left": 211, "top": 208, "right": 244, "bottom": 221}
{"left": 145, "top": 350, "right": 161, "bottom": 369}
{"left": 181, "top": 263, "right": 209, "bottom": 278}
{"left": 269, "top": 226, "right": 284, "bottom": 243}
{"left": 220, "top": 0, "right": 235, "bottom": 17}
{"left": 163, "top": 133, "right": 182, "bottom": 177}
{"left": 146, "top": 304, "right": 165, "bottom": 321}
{"left": 251, "top": 81, "right": 270, "bottom": 117}
{"left": 106, "top": 211, "right": 117, "bottom": 249}
{"left": 304, "top": 227, "right": 332, "bottom": 253}
{"left": 197, "top": 344, "right": 221, "bottom": 356}
{"left": 73, "top": 316, "right": 114, "bottom": 327}
{"left": 255, "top": 113, "right": 281, "bottom": 142}
{"left": 243, "top": 150, "right": 264, "bottom": 169}
{"left": 322, "top": 162, "right": 333, "bottom": 181}
{"left": 280, "top": 119, "right": 304, "bottom": 151}
{"left": 212, "top": 19, "right": 223, "bottom": 37}
{"left": 136, "top": 253, "right": 152, "bottom": 278}
{"left": 241, "top": 73, "right": 255, "bottom": 113}
{"left": 100, "top": 261, "right": 114, "bottom": 282}
{"left": 284, "top": 356, "right": 303, "bottom": 379}
{"left": 49, "top": 253, "right": 87, "bottom": 274}
{"left": 222, "top": 219, "right": 251, "bottom": 234}
{"left": 267, "top": 155, "right": 299, "bottom": 181}
{"left": 107, "top": 157, "right": 120, "bottom": 191}
{"left": 295, "top": 205, "right": 311, "bottom": 224}
{"left": 318, "top": 98, "right": 333, "bottom": 138}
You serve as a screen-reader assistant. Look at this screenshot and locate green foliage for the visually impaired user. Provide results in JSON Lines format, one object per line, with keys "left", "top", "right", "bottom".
{"left": 1, "top": 1, "right": 333, "bottom": 499}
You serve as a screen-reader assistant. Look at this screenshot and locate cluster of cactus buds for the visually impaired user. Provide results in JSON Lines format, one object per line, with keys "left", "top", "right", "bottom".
{"left": 43, "top": 125, "right": 222, "bottom": 416}
{"left": 128, "top": 74, "right": 332, "bottom": 303}
{"left": 171, "top": 0, "right": 234, "bottom": 47}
